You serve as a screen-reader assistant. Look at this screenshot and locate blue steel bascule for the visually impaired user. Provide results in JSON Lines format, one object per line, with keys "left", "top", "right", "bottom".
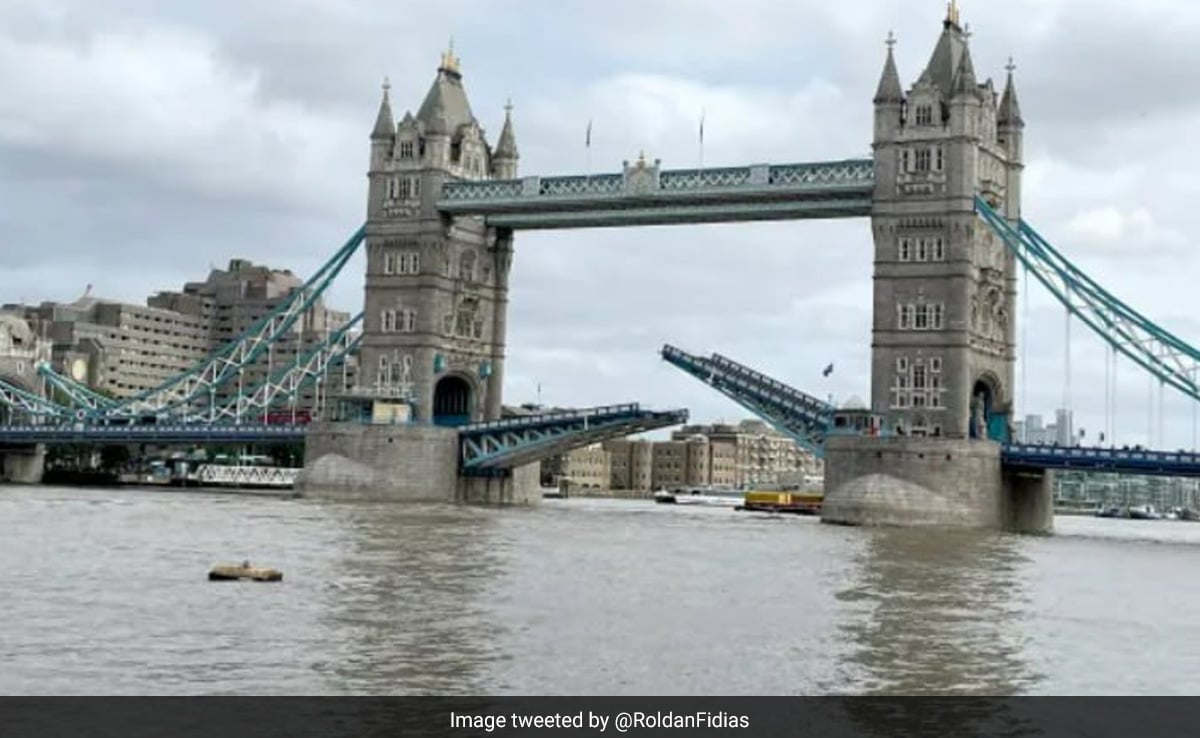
{"left": 3, "top": 7, "right": 1200, "bottom": 513}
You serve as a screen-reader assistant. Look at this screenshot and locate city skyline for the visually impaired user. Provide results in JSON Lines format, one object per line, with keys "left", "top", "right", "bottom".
{"left": 0, "top": 1, "right": 1197, "bottom": 447}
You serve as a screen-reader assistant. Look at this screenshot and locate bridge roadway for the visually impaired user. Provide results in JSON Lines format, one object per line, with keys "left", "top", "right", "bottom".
{"left": 1001, "top": 444, "right": 1200, "bottom": 479}
{"left": 437, "top": 158, "right": 875, "bottom": 229}
{"left": 0, "top": 403, "right": 689, "bottom": 476}
{"left": 659, "top": 344, "right": 1200, "bottom": 481}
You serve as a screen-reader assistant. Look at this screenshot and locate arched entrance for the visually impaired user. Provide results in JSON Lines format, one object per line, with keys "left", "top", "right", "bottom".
{"left": 970, "top": 377, "right": 1008, "bottom": 442}
{"left": 433, "top": 375, "right": 473, "bottom": 427}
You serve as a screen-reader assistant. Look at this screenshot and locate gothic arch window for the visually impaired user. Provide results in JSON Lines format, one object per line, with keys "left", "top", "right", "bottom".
{"left": 458, "top": 249, "right": 477, "bottom": 282}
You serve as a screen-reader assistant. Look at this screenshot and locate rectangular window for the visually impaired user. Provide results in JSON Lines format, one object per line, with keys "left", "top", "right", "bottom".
{"left": 398, "top": 178, "right": 412, "bottom": 199}
{"left": 383, "top": 253, "right": 397, "bottom": 275}
{"left": 933, "top": 237, "right": 945, "bottom": 261}
{"left": 915, "top": 149, "right": 931, "bottom": 172}
{"left": 898, "top": 238, "right": 911, "bottom": 261}
{"left": 401, "top": 309, "right": 417, "bottom": 333}
{"left": 914, "top": 304, "right": 929, "bottom": 330}
{"left": 930, "top": 357, "right": 942, "bottom": 373}
{"left": 897, "top": 304, "right": 911, "bottom": 330}
{"left": 396, "top": 252, "right": 420, "bottom": 275}
{"left": 931, "top": 304, "right": 945, "bottom": 330}
{"left": 916, "top": 238, "right": 928, "bottom": 261}
{"left": 381, "top": 310, "right": 395, "bottom": 332}
{"left": 896, "top": 357, "right": 909, "bottom": 373}
{"left": 912, "top": 392, "right": 927, "bottom": 408}
{"left": 914, "top": 365, "right": 927, "bottom": 389}
{"left": 901, "top": 149, "right": 910, "bottom": 172}
{"left": 399, "top": 141, "right": 414, "bottom": 159}
{"left": 916, "top": 106, "right": 932, "bottom": 126}
{"left": 935, "top": 147, "right": 944, "bottom": 172}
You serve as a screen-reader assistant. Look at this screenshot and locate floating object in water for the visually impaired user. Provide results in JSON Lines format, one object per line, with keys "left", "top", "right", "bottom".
{"left": 208, "top": 560, "right": 282, "bottom": 582}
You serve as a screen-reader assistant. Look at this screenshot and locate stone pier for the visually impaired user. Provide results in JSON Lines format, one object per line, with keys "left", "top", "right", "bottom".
{"left": 296, "top": 422, "right": 540, "bottom": 504}
{"left": 0, "top": 444, "right": 45, "bottom": 484}
{"left": 822, "top": 436, "right": 1052, "bottom": 533}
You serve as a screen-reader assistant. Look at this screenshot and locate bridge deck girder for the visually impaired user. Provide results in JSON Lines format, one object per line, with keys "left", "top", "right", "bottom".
{"left": 459, "top": 403, "right": 688, "bottom": 473}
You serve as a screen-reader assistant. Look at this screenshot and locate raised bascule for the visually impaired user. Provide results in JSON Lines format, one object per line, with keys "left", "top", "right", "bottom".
{"left": 5, "top": 5, "right": 1200, "bottom": 529}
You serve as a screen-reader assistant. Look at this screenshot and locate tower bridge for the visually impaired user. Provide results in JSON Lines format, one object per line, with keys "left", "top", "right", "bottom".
{"left": 3, "top": 6, "right": 1199, "bottom": 527}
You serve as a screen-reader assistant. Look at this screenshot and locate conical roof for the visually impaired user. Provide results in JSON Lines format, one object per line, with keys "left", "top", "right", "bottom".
{"left": 495, "top": 101, "right": 518, "bottom": 159}
{"left": 416, "top": 48, "right": 475, "bottom": 136}
{"left": 998, "top": 62, "right": 1024, "bottom": 126}
{"left": 874, "top": 39, "right": 904, "bottom": 104}
{"left": 916, "top": 21, "right": 967, "bottom": 95}
{"left": 371, "top": 79, "right": 394, "bottom": 140}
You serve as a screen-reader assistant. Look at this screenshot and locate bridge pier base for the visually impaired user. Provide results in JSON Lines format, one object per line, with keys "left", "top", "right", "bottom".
{"left": 822, "top": 437, "right": 1052, "bottom": 533}
{"left": 295, "top": 423, "right": 539, "bottom": 505}
{"left": 1003, "top": 467, "right": 1054, "bottom": 534}
{"left": 0, "top": 444, "right": 44, "bottom": 484}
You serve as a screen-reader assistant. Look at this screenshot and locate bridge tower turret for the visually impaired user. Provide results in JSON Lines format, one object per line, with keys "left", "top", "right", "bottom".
{"left": 362, "top": 43, "right": 515, "bottom": 424}
{"left": 867, "top": 5, "right": 1020, "bottom": 442}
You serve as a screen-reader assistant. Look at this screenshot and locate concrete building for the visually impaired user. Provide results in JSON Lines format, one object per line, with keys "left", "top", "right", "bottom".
{"left": 673, "top": 420, "right": 823, "bottom": 487}
{"left": 149, "top": 258, "right": 354, "bottom": 414}
{"left": 560, "top": 443, "right": 611, "bottom": 490}
{"left": 1014, "top": 411, "right": 1077, "bottom": 446}
{"left": 12, "top": 293, "right": 211, "bottom": 398}
{"left": 604, "top": 438, "right": 654, "bottom": 491}
{"left": 9, "top": 259, "right": 355, "bottom": 414}
{"left": 542, "top": 418, "right": 823, "bottom": 494}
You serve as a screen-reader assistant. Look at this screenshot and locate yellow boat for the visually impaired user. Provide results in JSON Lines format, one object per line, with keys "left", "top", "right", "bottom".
{"left": 738, "top": 489, "right": 823, "bottom": 515}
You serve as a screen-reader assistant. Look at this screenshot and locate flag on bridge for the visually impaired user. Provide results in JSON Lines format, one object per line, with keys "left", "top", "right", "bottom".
{"left": 823, "top": 363, "right": 834, "bottom": 377}
{"left": 699, "top": 109, "right": 705, "bottom": 145}
{"left": 586, "top": 120, "right": 592, "bottom": 148}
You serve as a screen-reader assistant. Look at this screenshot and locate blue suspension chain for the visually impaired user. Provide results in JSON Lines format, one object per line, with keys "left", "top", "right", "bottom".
{"left": 1064, "top": 284, "right": 1072, "bottom": 432}
{"left": 1021, "top": 242, "right": 1030, "bottom": 441}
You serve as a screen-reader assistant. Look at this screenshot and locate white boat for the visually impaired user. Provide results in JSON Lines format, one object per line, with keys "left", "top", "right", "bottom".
{"left": 1127, "top": 504, "right": 1162, "bottom": 520}
{"left": 654, "top": 487, "right": 742, "bottom": 507}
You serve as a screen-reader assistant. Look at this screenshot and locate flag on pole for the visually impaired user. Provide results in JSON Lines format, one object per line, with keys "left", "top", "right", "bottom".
{"left": 699, "top": 109, "right": 705, "bottom": 145}
{"left": 823, "top": 363, "right": 834, "bottom": 377}
{"left": 586, "top": 120, "right": 592, "bottom": 148}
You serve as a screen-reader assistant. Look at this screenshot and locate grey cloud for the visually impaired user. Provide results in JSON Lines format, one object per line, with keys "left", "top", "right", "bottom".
{"left": 0, "top": 0, "right": 1197, "bottom": 446}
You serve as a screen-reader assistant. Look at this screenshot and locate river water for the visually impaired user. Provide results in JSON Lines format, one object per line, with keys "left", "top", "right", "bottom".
{"left": 3, "top": 485, "right": 1200, "bottom": 695}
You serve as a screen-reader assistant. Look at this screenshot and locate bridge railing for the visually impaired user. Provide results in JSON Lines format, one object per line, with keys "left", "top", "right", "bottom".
{"left": 1003, "top": 443, "right": 1200, "bottom": 466}
{"left": 439, "top": 159, "right": 875, "bottom": 206}
{"left": 459, "top": 403, "right": 642, "bottom": 433}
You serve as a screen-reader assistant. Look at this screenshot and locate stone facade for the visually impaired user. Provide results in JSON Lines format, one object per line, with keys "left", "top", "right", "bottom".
{"left": 297, "top": 421, "right": 540, "bottom": 504}
{"left": 363, "top": 48, "right": 518, "bottom": 424}
{"left": 822, "top": 436, "right": 1051, "bottom": 533}
{"left": 823, "top": 8, "right": 1046, "bottom": 532}
{"left": 869, "top": 10, "right": 1023, "bottom": 441}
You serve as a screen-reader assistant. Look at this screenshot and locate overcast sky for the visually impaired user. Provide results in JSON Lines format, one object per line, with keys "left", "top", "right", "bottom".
{"left": 1, "top": 0, "right": 1198, "bottom": 448}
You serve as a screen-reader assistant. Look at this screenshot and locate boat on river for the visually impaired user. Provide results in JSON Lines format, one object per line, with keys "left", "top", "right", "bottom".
{"left": 653, "top": 487, "right": 743, "bottom": 507}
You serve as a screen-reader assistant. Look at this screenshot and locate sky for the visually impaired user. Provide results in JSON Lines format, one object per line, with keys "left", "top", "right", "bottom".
{"left": 1, "top": 0, "right": 1199, "bottom": 448}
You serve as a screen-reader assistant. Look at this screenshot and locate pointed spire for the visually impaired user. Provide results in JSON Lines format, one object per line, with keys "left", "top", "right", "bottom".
{"left": 998, "top": 56, "right": 1024, "bottom": 126}
{"left": 439, "top": 37, "right": 461, "bottom": 77}
{"left": 495, "top": 98, "right": 518, "bottom": 159}
{"left": 952, "top": 42, "right": 978, "bottom": 97}
{"left": 945, "top": 0, "right": 961, "bottom": 29}
{"left": 371, "top": 76, "right": 394, "bottom": 140}
{"left": 874, "top": 31, "right": 904, "bottom": 104}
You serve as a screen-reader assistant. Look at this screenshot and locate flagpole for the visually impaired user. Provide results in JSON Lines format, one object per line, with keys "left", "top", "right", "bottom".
{"left": 698, "top": 109, "right": 705, "bottom": 168}
{"left": 586, "top": 119, "right": 592, "bottom": 177}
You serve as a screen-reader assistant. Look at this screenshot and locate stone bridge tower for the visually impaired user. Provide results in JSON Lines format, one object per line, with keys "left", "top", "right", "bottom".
{"left": 363, "top": 45, "right": 517, "bottom": 424}
{"left": 824, "top": 5, "right": 1047, "bottom": 532}
{"left": 869, "top": 2, "right": 1023, "bottom": 442}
